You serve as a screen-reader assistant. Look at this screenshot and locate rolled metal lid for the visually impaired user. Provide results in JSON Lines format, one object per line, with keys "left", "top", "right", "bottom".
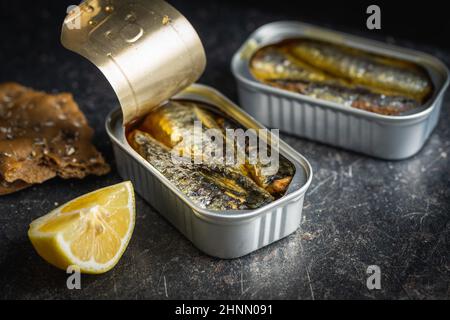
{"left": 61, "top": 0, "right": 206, "bottom": 124}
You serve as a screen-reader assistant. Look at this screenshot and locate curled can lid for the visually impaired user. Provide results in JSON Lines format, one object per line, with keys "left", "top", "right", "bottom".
{"left": 61, "top": 0, "right": 206, "bottom": 124}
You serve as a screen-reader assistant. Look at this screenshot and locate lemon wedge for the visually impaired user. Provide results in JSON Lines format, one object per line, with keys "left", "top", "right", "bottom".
{"left": 28, "top": 181, "right": 135, "bottom": 274}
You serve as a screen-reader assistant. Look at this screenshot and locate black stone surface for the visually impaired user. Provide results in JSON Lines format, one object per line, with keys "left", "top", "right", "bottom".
{"left": 0, "top": 1, "right": 448, "bottom": 300}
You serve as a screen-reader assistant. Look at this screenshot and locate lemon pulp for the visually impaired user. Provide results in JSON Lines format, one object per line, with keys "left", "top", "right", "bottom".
{"left": 28, "top": 181, "right": 135, "bottom": 274}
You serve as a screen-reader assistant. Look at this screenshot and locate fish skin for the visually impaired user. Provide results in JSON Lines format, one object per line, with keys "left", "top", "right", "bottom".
{"left": 140, "top": 100, "right": 203, "bottom": 148}
{"left": 289, "top": 39, "right": 432, "bottom": 101}
{"left": 218, "top": 116, "right": 295, "bottom": 196}
{"left": 140, "top": 100, "right": 295, "bottom": 196}
{"left": 140, "top": 100, "right": 227, "bottom": 164}
{"left": 267, "top": 79, "right": 419, "bottom": 116}
{"left": 250, "top": 46, "right": 333, "bottom": 84}
{"left": 129, "top": 129, "right": 274, "bottom": 211}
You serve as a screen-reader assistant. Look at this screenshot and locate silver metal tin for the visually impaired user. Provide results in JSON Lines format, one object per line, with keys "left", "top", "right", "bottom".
{"left": 231, "top": 21, "right": 449, "bottom": 160}
{"left": 106, "top": 84, "right": 313, "bottom": 259}
{"left": 63, "top": 3, "right": 313, "bottom": 258}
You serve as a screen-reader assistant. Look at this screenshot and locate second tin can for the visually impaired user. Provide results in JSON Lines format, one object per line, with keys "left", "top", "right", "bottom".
{"left": 231, "top": 21, "right": 449, "bottom": 160}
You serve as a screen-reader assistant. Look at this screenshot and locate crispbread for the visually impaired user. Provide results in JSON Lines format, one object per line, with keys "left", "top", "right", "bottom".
{"left": 0, "top": 82, "right": 109, "bottom": 195}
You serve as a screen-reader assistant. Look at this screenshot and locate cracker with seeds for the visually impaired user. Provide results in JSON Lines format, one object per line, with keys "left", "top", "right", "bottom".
{"left": 0, "top": 82, "right": 110, "bottom": 195}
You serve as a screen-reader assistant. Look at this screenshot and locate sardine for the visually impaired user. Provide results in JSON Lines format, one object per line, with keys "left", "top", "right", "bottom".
{"left": 129, "top": 129, "right": 274, "bottom": 210}
{"left": 140, "top": 100, "right": 219, "bottom": 149}
{"left": 139, "top": 100, "right": 295, "bottom": 196}
{"left": 289, "top": 39, "right": 432, "bottom": 101}
{"left": 250, "top": 40, "right": 431, "bottom": 115}
{"left": 217, "top": 116, "right": 295, "bottom": 196}
{"left": 250, "top": 46, "right": 336, "bottom": 84}
{"left": 267, "top": 79, "right": 419, "bottom": 115}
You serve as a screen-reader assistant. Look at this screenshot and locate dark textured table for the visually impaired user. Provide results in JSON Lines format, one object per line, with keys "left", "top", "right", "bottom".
{"left": 0, "top": 1, "right": 449, "bottom": 300}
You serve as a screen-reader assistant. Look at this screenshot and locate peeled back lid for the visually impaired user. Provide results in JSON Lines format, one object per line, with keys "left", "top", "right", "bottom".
{"left": 61, "top": 0, "right": 206, "bottom": 124}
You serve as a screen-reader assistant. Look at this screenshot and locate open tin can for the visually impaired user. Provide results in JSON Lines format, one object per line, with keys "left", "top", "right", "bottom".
{"left": 61, "top": 0, "right": 312, "bottom": 258}
{"left": 231, "top": 21, "right": 449, "bottom": 160}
